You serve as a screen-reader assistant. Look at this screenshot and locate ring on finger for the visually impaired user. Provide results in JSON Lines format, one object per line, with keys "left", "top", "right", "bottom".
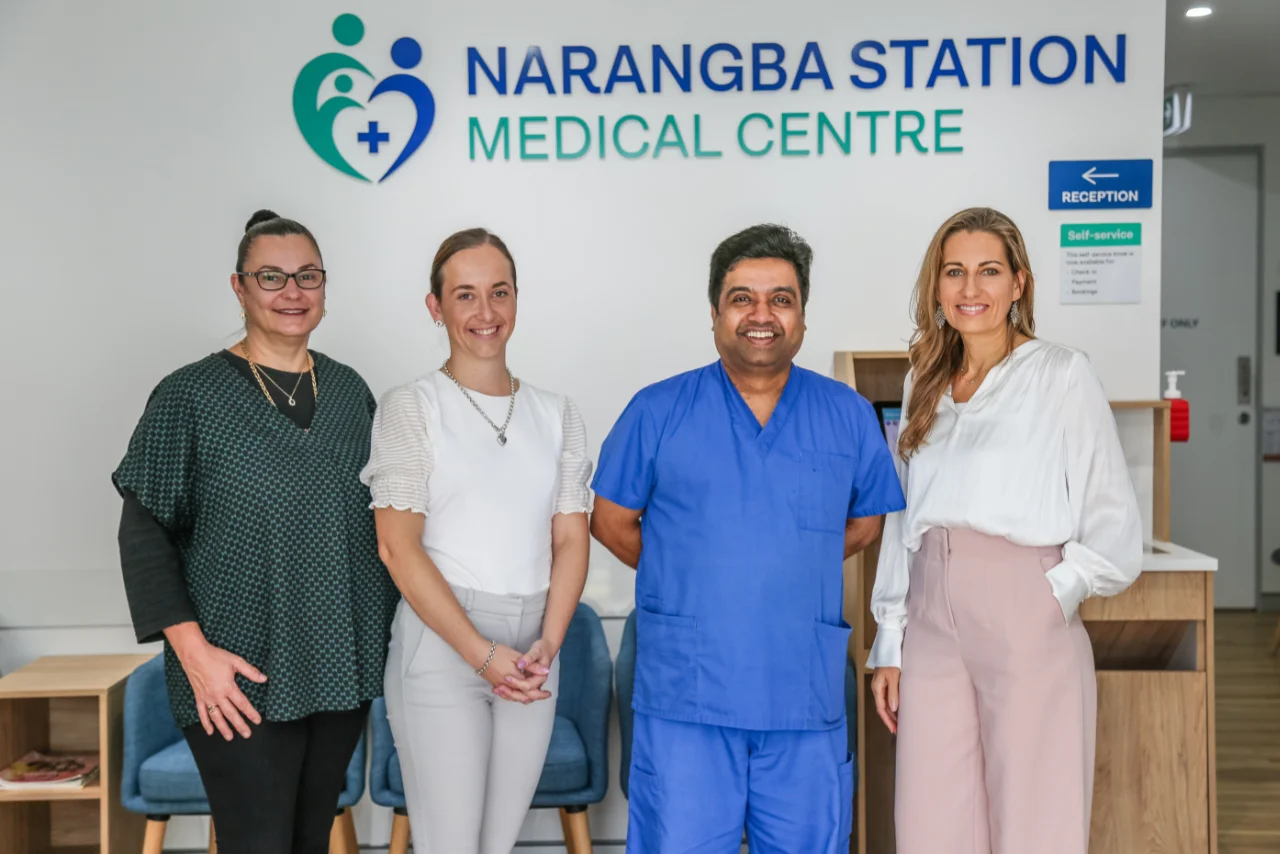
{"left": 207, "top": 703, "right": 219, "bottom": 714}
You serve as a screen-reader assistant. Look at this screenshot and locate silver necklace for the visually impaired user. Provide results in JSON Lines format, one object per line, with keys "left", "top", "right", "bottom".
{"left": 440, "top": 361, "right": 516, "bottom": 446}
{"left": 257, "top": 365, "right": 306, "bottom": 406}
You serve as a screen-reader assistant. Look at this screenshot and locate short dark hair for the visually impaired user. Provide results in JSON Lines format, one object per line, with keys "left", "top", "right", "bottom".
{"left": 429, "top": 228, "right": 518, "bottom": 300}
{"left": 235, "top": 209, "right": 321, "bottom": 272}
{"left": 708, "top": 224, "right": 812, "bottom": 310}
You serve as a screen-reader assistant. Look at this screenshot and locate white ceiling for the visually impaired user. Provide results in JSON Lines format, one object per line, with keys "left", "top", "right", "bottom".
{"left": 1165, "top": 0, "right": 1280, "bottom": 95}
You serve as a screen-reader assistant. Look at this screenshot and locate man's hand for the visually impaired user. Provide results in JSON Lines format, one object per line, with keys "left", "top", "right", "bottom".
{"left": 845, "top": 515, "right": 884, "bottom": 558}
{"left": 590, "top": 496, "right": 644, "bottom": 569}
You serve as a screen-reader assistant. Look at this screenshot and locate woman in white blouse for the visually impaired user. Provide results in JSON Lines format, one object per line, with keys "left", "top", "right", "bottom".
{"left": 361, "top": 228, "right": 592, "bottom": 853}
{"left": 868, "top": 207, "right": 1142, "bottom": 854}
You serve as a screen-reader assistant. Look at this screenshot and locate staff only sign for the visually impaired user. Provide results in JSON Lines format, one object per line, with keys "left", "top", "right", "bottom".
{"left": 293, "top": 14, "right": 1131, "bottom": 178}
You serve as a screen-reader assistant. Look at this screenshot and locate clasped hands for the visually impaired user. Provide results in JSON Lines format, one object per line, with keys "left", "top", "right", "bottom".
{"left": 478, "top": 638, "right": 557, "bottom": 704}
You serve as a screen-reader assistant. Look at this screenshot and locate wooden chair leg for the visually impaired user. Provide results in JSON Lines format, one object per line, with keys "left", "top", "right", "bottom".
{"left": 389, "top": 807, "right": 411, "bottom": 854}
{"left": 559, "top": 805, "right": 592, "bottom": 854}
{"left": 341, "top": 807, "right": 358, "bottom": 853}
{"left": 142, "top": 817, "right": 168, "bottom": 854}
{"left": 208, "top": 817, "right": 217, "bottom": 854}
{"left": 328, "top": 809, "right": 349, "bottom": 854}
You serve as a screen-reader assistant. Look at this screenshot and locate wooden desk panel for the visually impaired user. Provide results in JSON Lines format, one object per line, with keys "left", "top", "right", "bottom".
{"left": 1092, "top": 671, "right": 1210, "bottom": 854}
{"left": 1079, "top": 572, "right": 1207, "bottom": 622}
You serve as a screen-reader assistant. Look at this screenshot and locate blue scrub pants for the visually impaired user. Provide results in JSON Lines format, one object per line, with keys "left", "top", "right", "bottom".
{"left": 626, "top": 712, "right": 854, "bottom": 854}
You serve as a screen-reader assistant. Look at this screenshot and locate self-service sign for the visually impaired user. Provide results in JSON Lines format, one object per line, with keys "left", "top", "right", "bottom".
{"left": 1048, "top": 159, "right": 1153, "bottom": 210}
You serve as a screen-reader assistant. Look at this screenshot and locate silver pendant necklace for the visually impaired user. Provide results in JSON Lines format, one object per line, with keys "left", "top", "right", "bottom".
{"left": 440, "top": 361, "right": 516, "bottom": 446}
{"left": 258, "top": 365, "right": 306, "bottom": 406}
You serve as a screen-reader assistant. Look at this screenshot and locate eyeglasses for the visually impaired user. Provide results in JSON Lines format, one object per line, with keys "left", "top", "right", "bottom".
{"left": 237, "top": 269, "right": 327, "bottom": 290}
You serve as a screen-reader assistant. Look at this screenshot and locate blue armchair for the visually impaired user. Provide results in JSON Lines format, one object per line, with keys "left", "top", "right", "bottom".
{"left": 121, "top": 654, "right": 367, "bottom": 854}
{"left": 370, "top": 602, "right": 613, "bottom": 854}
{"left": 614, "top": 610, "right": 858, "bottom": 799}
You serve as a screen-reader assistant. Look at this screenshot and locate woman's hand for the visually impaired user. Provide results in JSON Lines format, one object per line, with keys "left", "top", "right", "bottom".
{"left": 166, "top": 622, "right": 266, "bottom": 742}
{"left": 493, "top": 639, "right": 556, "bottom": 704}
{"left": 475, "top": 641, "right": 551, "bottom": 704}
{"left": 490, "top": 638, "right": 557, "bottom": 703}
{"left": 870, "top": 666, "right": 901, "bottom": 734}
{"left": 168, "top": 624, "right": 267, "bottom": 740}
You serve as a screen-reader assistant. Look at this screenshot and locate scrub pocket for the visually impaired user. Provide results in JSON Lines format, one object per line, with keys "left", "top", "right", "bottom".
{"left": 634, "top": 604, "right": 699, "bottom": 717}
{"left": 810, "top": 620, "right": 853, "bottom": 725}
{"left": 798, "top": 451, "right": 856, "bottom": 533}
{"left": 836, "top": 753, "right": 855, "bottom": 848}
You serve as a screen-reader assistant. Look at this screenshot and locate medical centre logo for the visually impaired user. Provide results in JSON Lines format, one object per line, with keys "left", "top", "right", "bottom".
{"left": 291, "top": 14, "right": 1129, "bottom": 173}
{"left": 293, "top": 14, "right": 435, "bottom": 183}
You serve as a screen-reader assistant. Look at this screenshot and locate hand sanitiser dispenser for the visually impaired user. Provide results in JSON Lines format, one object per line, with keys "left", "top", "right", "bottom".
{"left": 1164, "top": 370, "right": 1189, "bottom": 442}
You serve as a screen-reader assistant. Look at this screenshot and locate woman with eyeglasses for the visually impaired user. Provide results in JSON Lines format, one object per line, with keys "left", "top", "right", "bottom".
{"left": 113, "top": 209, "right": 400, "bottom": 853}
{"left": 361, "top": 227, "right": 592, "bottom": 852}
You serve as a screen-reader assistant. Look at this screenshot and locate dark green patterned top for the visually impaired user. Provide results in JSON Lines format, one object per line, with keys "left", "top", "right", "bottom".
{"left": 113, "top": 351, "right": 400, "bottom": 729}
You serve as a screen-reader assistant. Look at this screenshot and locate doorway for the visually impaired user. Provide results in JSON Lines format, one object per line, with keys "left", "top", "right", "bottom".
{"left": 1161, "top": 149, "right": 1263, "bottom": 609}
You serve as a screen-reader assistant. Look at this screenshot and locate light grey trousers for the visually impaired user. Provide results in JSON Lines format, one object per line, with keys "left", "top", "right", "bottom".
{"left": 383, "top": 586, "right": 559, "bottom": 854}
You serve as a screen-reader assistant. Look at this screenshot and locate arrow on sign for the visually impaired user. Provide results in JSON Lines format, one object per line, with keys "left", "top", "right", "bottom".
{"left": 1082, "top": 166, "right": 1120, "bottom": 185}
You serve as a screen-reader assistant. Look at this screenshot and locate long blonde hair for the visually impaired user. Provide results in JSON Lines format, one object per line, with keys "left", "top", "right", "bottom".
{"left": 898, "top": 207, "right": 1036, "bottom": 458}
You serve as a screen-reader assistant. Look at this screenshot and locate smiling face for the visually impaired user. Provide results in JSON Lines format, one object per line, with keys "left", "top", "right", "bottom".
{"left": 936, "top": 230, "right": 1025, "bottom": 337}
{"left": 427, "top": 243, "right": 517, "bottom": 360}
{"left": 230, "top": 234, "right": 325, "bottom": 340}
{"left": 711, "top": 257, "right": 805, "bottom": 376}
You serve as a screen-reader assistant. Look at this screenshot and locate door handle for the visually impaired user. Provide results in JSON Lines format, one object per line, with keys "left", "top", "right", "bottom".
{"left": 1238, "top": 356, "right": 1253, "bottom": 406}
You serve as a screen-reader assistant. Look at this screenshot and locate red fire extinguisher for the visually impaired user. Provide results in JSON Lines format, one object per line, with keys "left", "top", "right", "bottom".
{"left": 1165, "top": 370, "right": 1189, "bottom": 442}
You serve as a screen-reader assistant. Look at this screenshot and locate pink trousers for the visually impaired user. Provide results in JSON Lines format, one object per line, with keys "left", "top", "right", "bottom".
{"left": 895, "top": 528, "right": 1096, "bottom": 854}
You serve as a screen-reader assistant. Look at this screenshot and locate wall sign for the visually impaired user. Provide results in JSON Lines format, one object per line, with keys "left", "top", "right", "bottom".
{"left": 1048, "top": 159, "right": 1153, "bottom": 209}
{"left": 290, "top": 13, "right": 1134, "bottom": 177}
{"left": 1163, "top": 89, "right": 1192, "bottom": 137}
{"left": 1060, "top": 223, "right": 1142, "bottom": 304}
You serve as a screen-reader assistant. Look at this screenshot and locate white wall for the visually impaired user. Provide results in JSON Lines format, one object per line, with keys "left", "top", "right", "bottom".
{"left": 0, "top": 0, "right": 1167, "bottom": 847}
{"left": 1166, "top": 94, "right": 1280, "bottom": 595}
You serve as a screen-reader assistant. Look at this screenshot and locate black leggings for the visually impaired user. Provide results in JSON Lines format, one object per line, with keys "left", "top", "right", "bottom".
{"left": 184, "top": 704, "right": 369, "bottom": 854}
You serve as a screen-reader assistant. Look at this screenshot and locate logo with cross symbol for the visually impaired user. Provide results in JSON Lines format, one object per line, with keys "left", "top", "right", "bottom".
{"left": 292, "top": 14, "right": 435, "bottom": 183}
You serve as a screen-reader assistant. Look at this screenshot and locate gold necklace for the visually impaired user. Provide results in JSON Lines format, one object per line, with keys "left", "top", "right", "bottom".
{"left": 239, "top": 340, "right": 318, "bottom": 411}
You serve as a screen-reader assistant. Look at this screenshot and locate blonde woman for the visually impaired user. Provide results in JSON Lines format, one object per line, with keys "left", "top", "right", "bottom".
{"left": 362, "top": 228, "right": 592, "bottom": 853}
{"left": 868, "top": 207, "right": 1142, "bottom": 853}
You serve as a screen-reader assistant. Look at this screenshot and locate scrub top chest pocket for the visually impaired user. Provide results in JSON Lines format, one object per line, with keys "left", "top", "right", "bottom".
{"left": 797, "top": 451, "right": 856, "bottom": 533}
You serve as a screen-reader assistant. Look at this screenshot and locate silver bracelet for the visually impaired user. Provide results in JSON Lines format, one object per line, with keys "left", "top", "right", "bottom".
{"left": 475, "top": 640, "right": 497, "bottom": 676}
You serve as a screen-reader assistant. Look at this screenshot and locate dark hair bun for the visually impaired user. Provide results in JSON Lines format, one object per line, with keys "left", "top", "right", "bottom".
{"left": 245, "top": 209, "right": 280, "bottom": 233}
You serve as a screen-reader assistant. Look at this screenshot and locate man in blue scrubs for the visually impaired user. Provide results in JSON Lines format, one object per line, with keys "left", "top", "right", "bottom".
{"left": 591, "top": 224, "right": 906, "bottom": 853}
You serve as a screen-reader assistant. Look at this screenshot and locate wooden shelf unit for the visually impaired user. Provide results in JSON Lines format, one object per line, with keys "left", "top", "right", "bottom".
{"left": 0, "top": 784, "right": 103, "bottom": 804}
{"left": 0, "top": 655, "right": 154, "bottom": 854}
{"left": 834, "top": 350, "right": 1215, "bottom": 854}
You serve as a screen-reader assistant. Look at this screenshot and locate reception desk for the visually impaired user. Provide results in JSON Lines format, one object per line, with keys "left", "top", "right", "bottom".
{"left": 835, "top": 351, "right": 1220, "bottom": 854}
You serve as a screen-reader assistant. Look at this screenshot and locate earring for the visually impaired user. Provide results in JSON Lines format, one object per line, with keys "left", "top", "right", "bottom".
{"left": 435, "top": 319, "right": 444, "bottom": 328}
{"left": 1009, "top": 301, "right": 1021, "bottom": 326}
{"left": 934, "top": 306, "right": 946, "bottom": 329}
{"left": 240, "top": 308, "right": 245, "bottom": 321}
{"left": 323, "top": 308, "right": 328, "bottom": 318}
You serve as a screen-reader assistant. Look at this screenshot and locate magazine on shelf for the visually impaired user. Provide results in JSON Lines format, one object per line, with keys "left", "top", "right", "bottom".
{"left": 0, "top": 751, "right": 101, "bottom": 790}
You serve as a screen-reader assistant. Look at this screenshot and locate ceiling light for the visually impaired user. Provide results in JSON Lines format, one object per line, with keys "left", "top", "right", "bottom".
{"left": 1186, "top": 6, "right": 1213, "bottom": 17}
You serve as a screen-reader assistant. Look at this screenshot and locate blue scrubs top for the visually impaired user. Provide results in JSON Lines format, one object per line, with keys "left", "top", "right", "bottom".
{"left": 593, "top": 361, "right": 905, "bottom": 731}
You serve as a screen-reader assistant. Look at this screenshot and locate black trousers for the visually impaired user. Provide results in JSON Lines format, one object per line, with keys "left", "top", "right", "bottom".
{"left": 183, "top": 703, "right": 369, "bottom": 854}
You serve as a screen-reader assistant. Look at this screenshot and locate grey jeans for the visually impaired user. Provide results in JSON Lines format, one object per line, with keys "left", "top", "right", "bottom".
{"left": 383, "top": 586, "right": 560, "bottom": 854}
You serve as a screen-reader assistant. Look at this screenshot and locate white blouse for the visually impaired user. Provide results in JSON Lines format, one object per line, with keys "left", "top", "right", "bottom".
{"left": 360, "top": 371, "right": 593, "bottom": 597}
{"left": 868, "top": 339, "right": 1143, "bottom": 670}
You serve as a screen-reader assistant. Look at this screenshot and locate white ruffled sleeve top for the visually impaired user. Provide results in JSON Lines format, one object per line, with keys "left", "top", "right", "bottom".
{"left": 867, "top": 339, "right": 1143, "bottom": 670}
{"left": 360, "top": 371, "right": 593, "bottom": 597}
